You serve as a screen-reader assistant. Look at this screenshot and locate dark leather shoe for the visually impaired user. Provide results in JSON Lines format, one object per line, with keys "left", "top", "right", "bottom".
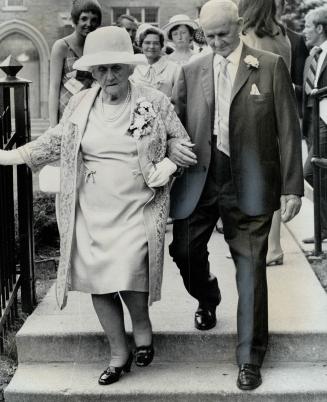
{"left": 237, "top": 364, "right": 262, "bottom": 391}
{"left": 194, "top": 304, "right": 216, "bottom": 330}
{"left": 134, "top": 344, "right": 154, "bottom": 367}
{"left": 98, "top": 352, "right": 133, "bottom": 385}
{"left": 303, "top": 232, "right": 327, "bottom": 244}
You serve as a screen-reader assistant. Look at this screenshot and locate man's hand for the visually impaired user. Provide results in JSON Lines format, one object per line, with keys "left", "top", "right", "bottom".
{"left": 167, "top": 138, "right": 197, "bottom": 167}
{"left": 280, "top": 194, "right": 301, "bottom": 222}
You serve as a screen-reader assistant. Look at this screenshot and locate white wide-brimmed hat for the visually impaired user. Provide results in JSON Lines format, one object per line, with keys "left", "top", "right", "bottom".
{"left": 73, "top": 26, "right": 146, "bottom": 71}
{"left": 162, "top": 14, "right": 199, "bottom": 37}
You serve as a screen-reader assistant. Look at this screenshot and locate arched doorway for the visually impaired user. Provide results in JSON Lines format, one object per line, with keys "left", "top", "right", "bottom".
{"left": 0, "top": 20, "right": 50, "bottom": 119}
{"left": 0, "top": 33, "right": 40, "bottom": 118}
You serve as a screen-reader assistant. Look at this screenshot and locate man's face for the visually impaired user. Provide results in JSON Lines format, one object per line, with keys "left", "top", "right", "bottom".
{"left": 202, "top": 15, "right": 242, "bottom": 57}
{"left": 303, "top": 14, "right": 321, "bottom": 48}
{"left": 120, "top": 18, "right": 137, "bottom": 42}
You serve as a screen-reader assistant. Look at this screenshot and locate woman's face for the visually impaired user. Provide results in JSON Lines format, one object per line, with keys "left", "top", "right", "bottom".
{"left": 171, "top": 25, "right": 192, "bottom": 48}
{"left": 75, "top": 11, "right": 101, "bottom": 37}
{"left": 92, "top": 64, "right": 133, "bottom": 101}
{"left": 142, "top": 34, "right": 162, "bottom": 63}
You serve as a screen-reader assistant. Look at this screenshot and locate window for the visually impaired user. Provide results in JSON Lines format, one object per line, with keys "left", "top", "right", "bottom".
{"left": 111, "top": 7, "right": 159, "bottom": 26}
{"left": 3, "top": 0, "right": 26, "bottom": 10}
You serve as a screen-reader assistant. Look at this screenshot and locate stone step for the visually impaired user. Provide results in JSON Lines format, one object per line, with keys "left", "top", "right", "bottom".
{"left": 16, "top": 293, "right": 327, "bottom": 364}
{"left": 15, "top": 225, "right": 327, "bottom": 364}
{"left": 5, "top": 361, "right": 327, "bottom": 402}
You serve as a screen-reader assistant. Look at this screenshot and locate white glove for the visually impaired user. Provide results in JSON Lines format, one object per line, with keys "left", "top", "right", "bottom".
{"left": 0, "top": 149, "right": 23, "bottom": 165}
{"left": 148, "top": 157, "right": 177, "bottom": 188}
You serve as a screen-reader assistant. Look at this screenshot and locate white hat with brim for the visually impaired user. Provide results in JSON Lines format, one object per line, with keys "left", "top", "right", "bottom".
{"left": 73, "top": 26, "right": 147, "bottom": 71}
{"left": 162, "top": 14, "right": 199, "bottom": 37}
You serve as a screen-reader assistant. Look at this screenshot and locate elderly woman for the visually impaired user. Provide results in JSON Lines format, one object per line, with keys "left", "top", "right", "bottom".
{"left": 131, "top": 25, "right": 180, "bottom": 98}
{"left": 162, "top": 14, "right": 199, "bottom": 65}
{"left": 0, "top": 27, "right": 194, "bottom": 385}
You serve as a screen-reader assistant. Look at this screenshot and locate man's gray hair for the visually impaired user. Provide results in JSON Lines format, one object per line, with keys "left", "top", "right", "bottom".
{"left": 307, "top": 6, "right": 327, "bottom": 34}
{"left": 200, "top": 0, "right": 239, "bottom": 26}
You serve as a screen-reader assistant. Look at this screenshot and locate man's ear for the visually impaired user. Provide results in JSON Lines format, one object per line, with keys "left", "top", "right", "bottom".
{"left": 316, "top": 23, "right": 324, "bottom": 35}
{"left": 237, "top": 17, "right": 244, "bottom": 34}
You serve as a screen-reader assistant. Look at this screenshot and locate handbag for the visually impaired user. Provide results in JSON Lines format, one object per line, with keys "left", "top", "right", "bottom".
{"left": 39, "top": 165, "right": 60, "bottom": 193}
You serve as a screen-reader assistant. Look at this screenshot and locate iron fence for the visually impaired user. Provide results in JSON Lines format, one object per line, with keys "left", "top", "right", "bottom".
{"left": 0, "top": 68, "right": 36, "bottom": 352}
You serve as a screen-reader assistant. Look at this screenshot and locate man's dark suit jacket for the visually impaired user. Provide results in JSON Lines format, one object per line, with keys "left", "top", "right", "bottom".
{"left": 287, "top": 28, "right": 309, "bottom": 117}
{"left": 170, "top": 43, "right": 304, "bottom": 220}
{"left": 302, "top": 49, "right": 327, "bottom": 141}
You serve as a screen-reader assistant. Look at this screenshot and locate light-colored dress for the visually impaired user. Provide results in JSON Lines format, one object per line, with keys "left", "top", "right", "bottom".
{"left": 131, "top": 57, "right": 180, "bottom": 98}
{"left": 71, "top": 96, "right": 152, "bottom": 294}
{"left": 167, "top": 50, "right": 195, "bottom": 66}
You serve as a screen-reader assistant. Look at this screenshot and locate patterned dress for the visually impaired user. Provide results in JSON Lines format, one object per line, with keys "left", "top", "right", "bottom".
{"left": 58, "top": 40, "right": 94, "bottom": 119}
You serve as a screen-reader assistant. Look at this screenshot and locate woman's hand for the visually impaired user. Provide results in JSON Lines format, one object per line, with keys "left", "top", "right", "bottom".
{"left": 148, "top": 158, "right": 177, "bottom": 187}
{"left": 0, "top": 149, "right": 24, "bottom": 166}
{"left": 167, "top": 138, "right": 197, "bottom": 167}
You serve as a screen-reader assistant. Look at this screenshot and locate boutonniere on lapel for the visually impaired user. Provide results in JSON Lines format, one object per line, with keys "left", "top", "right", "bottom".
{"left": 128, "top": 97, "right": 156, "bottom": 140}
{"left": 244, "top": 55, "right": 259, "bottom": 69}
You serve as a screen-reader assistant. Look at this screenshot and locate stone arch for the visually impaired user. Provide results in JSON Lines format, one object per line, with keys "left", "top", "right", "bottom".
{"left": 0, "top": 19, "right": 50, "bottom": 119}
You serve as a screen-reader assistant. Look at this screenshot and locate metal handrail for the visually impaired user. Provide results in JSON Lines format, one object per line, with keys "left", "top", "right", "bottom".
{"left": 310, "top": 87, "right": 327, "bottom": 255}
{"left": 0, "top": 68, "right": 35, "bottom": 352}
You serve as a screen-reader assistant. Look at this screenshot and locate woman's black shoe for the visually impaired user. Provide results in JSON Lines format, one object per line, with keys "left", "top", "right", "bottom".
{"left": 98, "top": 352, "right": 133, "bottom": 385}
{"left": 134, "top": 344, "right": 154, "bottom": 367}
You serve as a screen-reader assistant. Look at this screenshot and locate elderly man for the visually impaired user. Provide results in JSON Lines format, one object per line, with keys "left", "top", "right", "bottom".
{"left": 116, "top": 14, "right": 141, "bottom": 53}
{"left": 169, "top": 0, "right": 303, "bottom": 390}
{"left": 302, "top": 6, "right": 327, "bottom": 243}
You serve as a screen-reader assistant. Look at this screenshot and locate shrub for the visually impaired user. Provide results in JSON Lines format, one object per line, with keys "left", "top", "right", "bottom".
{"left": 32, "top": 192, "right": 59, "bottom": 252}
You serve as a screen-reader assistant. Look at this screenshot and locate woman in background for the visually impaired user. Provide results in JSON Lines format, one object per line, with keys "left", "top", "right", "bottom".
{"left": 49, "top": 0, "right": 102, "bottom": 126}
{"left": 132, "top": 25, "right": 180, "bottom": 98}
{"left": 162, "top": 14, "right": 198, "bottom": 65}
{"left": 239, "top": 0, "right": 291, "bottom": 266}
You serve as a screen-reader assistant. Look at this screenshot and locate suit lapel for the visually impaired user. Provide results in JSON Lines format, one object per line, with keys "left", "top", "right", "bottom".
{"left": 318, "top": 53, "right": 327, "bottom": 82}
{"left": 230, "top": 44, "right": 253, "bottom": 103}
{"left": 303, "top": 53, "right": 313, "bottom": 82}
{"left": 201, "top": 53, "right": 215, "bottom": 115}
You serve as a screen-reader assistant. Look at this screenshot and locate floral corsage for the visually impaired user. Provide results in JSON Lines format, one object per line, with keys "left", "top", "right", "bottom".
{"left": 128, "top": 97, "right": 156, "bottom": 140}
{"left": 244, "top": 55, "right": 259, "bottom": 69}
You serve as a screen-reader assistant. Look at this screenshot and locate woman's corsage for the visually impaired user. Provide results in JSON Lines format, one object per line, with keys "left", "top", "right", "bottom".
{"left": 244, "top": 55, "right": 259, "bottom": 69}
{"left": 128, "top": 97, "right": 156, "bottom": 140}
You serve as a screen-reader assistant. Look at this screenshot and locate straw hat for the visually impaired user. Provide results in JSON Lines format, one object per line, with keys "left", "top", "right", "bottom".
{"left": 162, "top": 14, "right": 199, "bottom": 38}
{"left": 73, "top": 26, "right": 146, "bottom": 71}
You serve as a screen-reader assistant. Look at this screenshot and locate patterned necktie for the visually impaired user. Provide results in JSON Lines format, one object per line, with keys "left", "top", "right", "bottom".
{"left": 216, "top": 58, "right": 232, "bottom": 156}
{"left": 305, "top": 47, "right": 323, "bottom": 95}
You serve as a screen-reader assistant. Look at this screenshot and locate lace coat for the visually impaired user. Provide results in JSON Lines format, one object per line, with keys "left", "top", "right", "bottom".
{"left": 18, "top": 83, "right": 189, "bottom": 309}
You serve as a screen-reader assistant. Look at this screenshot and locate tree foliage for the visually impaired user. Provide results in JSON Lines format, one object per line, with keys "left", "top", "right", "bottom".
{"left": 283, "top": 0, "right": 327, "bottom": 31}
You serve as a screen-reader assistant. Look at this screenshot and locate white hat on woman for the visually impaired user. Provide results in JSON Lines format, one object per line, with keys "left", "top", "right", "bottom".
{"left": 161, "top": 14, "right": 199, "bottom": 37}
{"left": 73, "top": 26, "right": 146, "bottom": 71}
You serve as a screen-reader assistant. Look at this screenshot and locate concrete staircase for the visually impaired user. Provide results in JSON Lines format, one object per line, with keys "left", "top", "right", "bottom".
{"left": 5, "top": 214, "right": 327, "bottom": 401}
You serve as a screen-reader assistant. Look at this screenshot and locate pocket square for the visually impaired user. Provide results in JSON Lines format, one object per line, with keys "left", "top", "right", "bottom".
{"left": 250, "top": 83, "right": 261, "bottom": 95}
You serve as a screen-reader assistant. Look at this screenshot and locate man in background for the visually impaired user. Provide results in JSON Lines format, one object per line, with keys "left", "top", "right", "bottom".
{"left": 302, "top": 6, "right": 327, "bottom": 242}
{"left": 116, "top": 14, "right": 141, "bottom": 53}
